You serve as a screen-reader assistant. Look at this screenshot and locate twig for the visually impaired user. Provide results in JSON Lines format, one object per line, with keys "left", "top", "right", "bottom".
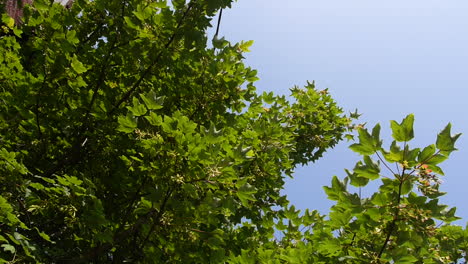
{"left": 214, "top": 8, "right": 223, "bottom": 38}
{"left": 377, "top": 173, "right": 404, "bottom": 260}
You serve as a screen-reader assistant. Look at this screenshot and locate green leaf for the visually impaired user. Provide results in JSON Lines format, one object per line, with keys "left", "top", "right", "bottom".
{"left": 366, "top": 207, "right": 381, "bottom": 221}
{"left": 1, "top": 244, "right": 15, "bottom": 254}
{"left": 353, "top": 156, "right": 380, "bottom": 180}
{"left": 349, "top": 125, "right": 381, "bottom": 155}
{"left": 71, "top": 55, "right": 87, "bottom": 74}
{"left": 212, "top": 36, "right": 227, "bottom": 49}
{"left": 140, "top": 91, "right": 164, "bottom": 110}
{"left": 346, "top": 169, "right": 369, "bottom": 187}
{"left": 262, "top": 91, "right": 274, "bottom": 104}
{"left": 236, "top": 183, "right": 257, "bottom": 206}
{"left": 323, "top": 176, "right": 347, "bottom": 201}
{"left": 390, "top": 114, "right": 414, "bottom": 142}
{"left": 127, "top": 97, "right": 147, "bottom": 116}
{"left": 401, "top": 178, "right": 413, "bottom": 195}
{"left": 329, "top": 208, "right": 352, "bottom": 227}
{"left": 424, "top": 154, "right": 447, "bottom": 166}
{"left": 382, "top": 141, "right": 403, "bottom": 163}
{"left": 239, "top": 40, "right": 254, "bottom": 52}
{"left": 371, "top": 192, "right": 390, "bottom": 206}
{"left": 395, "top": 255, "right": 418, "bottom": 264}
{"left": 124, "top": 16, "right": 139, "bottom": 29}
{"left": 145, "top": 112, "right": 163, "bottom": 126}
{"left": 117, "top": 113, "right": 137, "bottom": 133}
{"left": 2, "top": 15, "right": 15, "bottom": 29}
{"left": 427, "top": 164, "right": 444, "bottom": 176}
{"left": 436, "top": 123, "right": 461, "bottom": 155}
{"left": 418, "top": 144, "right": 436, "bottom": 163}
{"left": 34, "top": 228, "right": 53, "bottom": 243}
{"left": 441, "top": 207, "right": 461, "bottom": 223}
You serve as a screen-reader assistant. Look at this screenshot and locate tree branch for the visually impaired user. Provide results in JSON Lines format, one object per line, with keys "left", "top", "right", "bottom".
{"left": 377, "top": 173, "right": 404, "bottom": 260}
{"left": 108, "top": 1, "right": 195, "bottom": 116}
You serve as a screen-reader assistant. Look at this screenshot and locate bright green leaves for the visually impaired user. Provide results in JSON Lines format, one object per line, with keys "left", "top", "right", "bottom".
{"left": 401, "top": 177, "right": 413, "bottom": 195}
{"left": 238, "top": 40, "right": 254, "bottom": 52}
{"left": 436, "top": 123, "right": 461, "bottom": 155}
{"left": 318, "top": 114, "right": 462, "bottom": 263}
{"left": 117, "top": 113, "right": 137, "bottom": 133}
{"left": 118, "top": 95, "right": 164, "bottom": 132}
{"left": 0, "top": 196, "right": 21, "bottom": 227}
{"left": 371, "top": 192, "right": 390, "bottom": 206}
{"left": 0, "top": 148, "right": 28, "bottom": 175}
{"left": 71, "top": 55, "right": 87, "bottom": 74}
{"left": 2, "top": 15, "right": 15, "bottom": 29}
{"left": 323, "top": 176, "right": 347, "bottom": 201}
{"left": 349, "top": 124, "right": 381, "bottom": 155}
{"left": 390, "top": 113, "right": 415, "bottom": 142}
{"left": 127, "top": 97, "right": 147, "bottom": 116}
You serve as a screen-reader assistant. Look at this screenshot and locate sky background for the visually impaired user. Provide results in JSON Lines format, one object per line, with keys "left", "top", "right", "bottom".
{"left": 215, "top": 0, "right": 468, "bottom": 224}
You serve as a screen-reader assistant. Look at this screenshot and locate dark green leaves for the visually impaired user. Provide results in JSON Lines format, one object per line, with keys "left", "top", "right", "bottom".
{"left": 418, "top": 144, "right": 436, "bottom": 163}
{"left": 390, "top": 114, "right": 414, "bottom": 142}
{"left": 139, "top": 92, "right": 164, "bottom": 110}
{"left": 71, "top": 55, "right": 87, "bottom": 74}
{"left": 236, "top": 181, "right": 257, "bottom": 207}
{"left": 349, "top": 124, "right": 382, "bottom": 155}
{"left": 117, "top": 113, "right": 137, "bottom": 133}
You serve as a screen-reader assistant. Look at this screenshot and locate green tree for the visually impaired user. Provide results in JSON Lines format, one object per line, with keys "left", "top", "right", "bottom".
{"left": 0, "top": 0, "right": 352, "bottom": 262}
{"left": 230, "top": 115, "right": 468, "bottom": 264}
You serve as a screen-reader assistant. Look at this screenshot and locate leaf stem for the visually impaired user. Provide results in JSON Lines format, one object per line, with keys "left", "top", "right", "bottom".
{"left": 376, "top": 151, "right": 396, "bottom": 175}
{"left": 214, "top": 8, "right": 223, "bottom": 38}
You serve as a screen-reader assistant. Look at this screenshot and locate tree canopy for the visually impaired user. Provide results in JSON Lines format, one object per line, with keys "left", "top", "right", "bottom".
{"left": 1, "top": 0, "right": 467, "bottom": 263}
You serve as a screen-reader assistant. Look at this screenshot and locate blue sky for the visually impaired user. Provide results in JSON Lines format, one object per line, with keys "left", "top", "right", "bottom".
{"left": 217, "top": 0, "right": 468, "bottom": 223}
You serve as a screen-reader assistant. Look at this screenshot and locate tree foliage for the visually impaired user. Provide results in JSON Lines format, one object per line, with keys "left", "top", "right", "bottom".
{"left": 0, "top": 0, "right": 352, "bottom": 262}
{"left": 1, "top": 1, "right": 467, "bottom": 263}
{"left": 232, "top": 114, "right": 468, "bottom": 263}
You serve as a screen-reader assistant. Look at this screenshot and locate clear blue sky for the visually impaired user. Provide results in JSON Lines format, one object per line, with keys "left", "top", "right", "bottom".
{"left": 217, "top": 0, "right": 468, "bottom": 224}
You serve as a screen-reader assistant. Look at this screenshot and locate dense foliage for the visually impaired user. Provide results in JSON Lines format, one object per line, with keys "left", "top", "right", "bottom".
{"left": 1, "top": 0, "right": 467, "bottom": 263}
{"left": 0, "top": 0, "right": 351, "bottom": 262}
{"left": 231, "top": 115, "right": 468, "bottom": 263}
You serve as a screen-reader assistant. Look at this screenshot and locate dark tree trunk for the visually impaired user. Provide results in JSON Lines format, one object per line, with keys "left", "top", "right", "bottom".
{"left": 4, "top": 0, "right": 33, "bottom": 25}
{"left": 3, "top": 0, "right": 73, "bottom": 25}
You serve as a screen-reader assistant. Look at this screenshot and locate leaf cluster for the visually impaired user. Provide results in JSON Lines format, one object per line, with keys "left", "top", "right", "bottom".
{"left": 0, "top": 0, "right": 352, "bottom": 262}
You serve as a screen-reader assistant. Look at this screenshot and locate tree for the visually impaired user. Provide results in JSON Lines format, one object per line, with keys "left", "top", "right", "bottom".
{"left": 229, "top": 115, "right": 468, "bottom": 264}
{"left": 2, "top": 1, "right": 466, "bottom": 263}
{"left": 0, "top": 0, "right": 352, "bottom": 262}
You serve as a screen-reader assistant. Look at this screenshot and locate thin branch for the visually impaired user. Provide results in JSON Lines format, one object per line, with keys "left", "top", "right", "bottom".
{"left": 214, "top": 8, "right": 223, "bottom": 38}
{"left": 137, "top": 188, "right": 173, "bottom": 252}
{"left": 408, "top": 150, "right": 441, "bottom": 175}
{"left": 376, "top": 152, "right": 396, "bottom": 176}
{"left": 377, "top": 170, "right": 404, "bottom": 260}
{"left": 35, "top": 71, "right": 47, "bottom": 143}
